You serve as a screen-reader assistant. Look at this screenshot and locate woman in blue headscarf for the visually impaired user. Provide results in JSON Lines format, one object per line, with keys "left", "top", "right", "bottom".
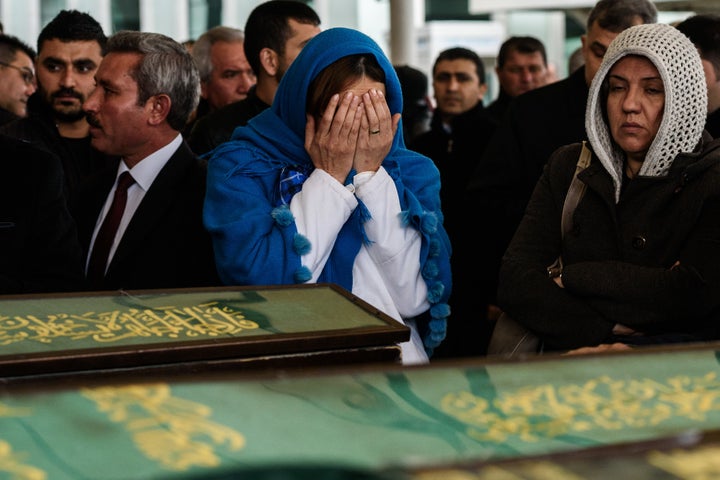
{"left": 203, "top": 28, "right": 452, "bottom": 364}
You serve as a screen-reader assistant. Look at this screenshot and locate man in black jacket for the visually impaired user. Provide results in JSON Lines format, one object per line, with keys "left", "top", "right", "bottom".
{"left": 0, "top": 10, "right": 114, "bottom": 219}
{"left": 485, "top": 35, "right": 549, "bottom": 126}
{"left": 410, "top": 47, "right": 496, "bottom": 358}
{"left": 187, "top": 0, "right": 320, "bottom": 156}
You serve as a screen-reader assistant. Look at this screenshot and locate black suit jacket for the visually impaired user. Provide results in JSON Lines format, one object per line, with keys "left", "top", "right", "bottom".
{"left": 0, "top": 134, "right": 84, "bottom": 293}
{"left": 77, "top": 140, "right": 220, "bottom": 291}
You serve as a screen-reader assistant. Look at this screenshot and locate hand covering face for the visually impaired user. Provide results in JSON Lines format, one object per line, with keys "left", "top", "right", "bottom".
{"left": 204, "top": 28, "right": 452, "bottom": 353}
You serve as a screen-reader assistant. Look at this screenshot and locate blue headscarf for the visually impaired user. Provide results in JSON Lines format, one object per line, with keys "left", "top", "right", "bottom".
{"left": 212, "top": 27, "right": 407, "bottom": 169}
{"left": 205, "top": 28, "right": 451, "bottom": 353}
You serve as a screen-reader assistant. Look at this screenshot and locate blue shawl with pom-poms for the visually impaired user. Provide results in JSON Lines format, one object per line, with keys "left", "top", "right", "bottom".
{"left": 204, "top": 27, "right": 452, "bottom": 355}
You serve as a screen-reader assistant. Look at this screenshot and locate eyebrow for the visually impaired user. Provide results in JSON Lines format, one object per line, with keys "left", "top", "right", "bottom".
{"left": 298, "top": 37, "right": 314, "bottom": 48}
{"left": 42, "top": 56, "right": 98, "bottom": 67}
{"left": 96, "top": 77, "right": 116, "bottom": 89}
{"left": 74, "top": 58, "right": 98, "bottom": 68}
{"left": 589, "top": 41, "right": 608, "bottom": 54}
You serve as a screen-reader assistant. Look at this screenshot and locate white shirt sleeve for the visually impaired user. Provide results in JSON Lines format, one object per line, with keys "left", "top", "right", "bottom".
{"left": 291, "top": 167, "right": 429, "bottom": 318}
{"left": 290, "top": 168, "right": 357, "bottom": 282}
{"left": 353, "top": 167, "right": 429, "bottom": 318}
{"left": 291, "top": 167, "right": 430, "bottom": 365}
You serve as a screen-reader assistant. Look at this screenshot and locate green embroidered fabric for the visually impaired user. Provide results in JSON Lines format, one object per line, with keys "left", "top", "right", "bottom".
{"left": 2, "top": 346, "right": 720, "bottom": 479}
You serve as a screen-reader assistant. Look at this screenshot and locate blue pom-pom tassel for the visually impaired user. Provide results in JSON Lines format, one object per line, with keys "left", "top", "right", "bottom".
{"left": 428, "top": 238, "right": 440, "bottom": 257}
{"left": 427, "top": 282, "right": 445, "bottom": 303}
{"left": 425, "top": 318, "right": 447, "bottom": 346}
{"left": 430, "top": 302, "right": 451, "bottom": 319}
{"left": 421, "top": 303, "right": 450, "bottom": 354}
{"left": 422, "top": 259, "right": 439, "bottom": 279}
{"left": 420, "top": 211, "right": 438, "bottom": 234}
{"left": 294, "top": 265, "right": 312, "bottom": 283}
{"left": 293, "top": 233, "right": 311, "bottom": 255}
{"left": 271, "top": 205, "right": 294, "bottom": 226}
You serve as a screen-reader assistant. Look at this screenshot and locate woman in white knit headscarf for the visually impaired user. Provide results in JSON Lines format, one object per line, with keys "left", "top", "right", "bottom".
{"left": 495, "top": 23, "right": 720, "bottom": 353}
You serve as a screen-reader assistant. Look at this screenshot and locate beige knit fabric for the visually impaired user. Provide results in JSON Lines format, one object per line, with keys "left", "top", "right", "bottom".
{"left": 585, "top": 23, "right": 707, "bottom": 202}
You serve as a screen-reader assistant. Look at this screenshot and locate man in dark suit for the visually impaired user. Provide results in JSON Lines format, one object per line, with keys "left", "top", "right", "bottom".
{"left": 78, "top": 31, "right": 219, "bottom": 291}
{"left": 0, "top": 133, "right": 84, "bottom": 293}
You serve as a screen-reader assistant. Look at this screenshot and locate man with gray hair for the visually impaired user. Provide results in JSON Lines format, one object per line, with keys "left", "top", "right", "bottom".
{"left": 78, "top": 30, "right": 219, "bottom": 290}
{"left": 187, "top": 26, "right": 255, "bottom": 133}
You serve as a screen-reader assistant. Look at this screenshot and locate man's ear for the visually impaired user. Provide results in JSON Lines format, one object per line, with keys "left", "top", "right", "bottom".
{"left": 147, "top": 94, "right": 171, "bottom": 125}
{"left": 259, "top": 47, "right": 279, "bottom": 76}
{"left": 478, "top": 83, "right": 488, "bottom": 100}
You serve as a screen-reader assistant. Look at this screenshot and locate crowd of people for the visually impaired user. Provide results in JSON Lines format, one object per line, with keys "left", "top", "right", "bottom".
{"left": 0, "top": 0, "right": 719, "bottom": 364}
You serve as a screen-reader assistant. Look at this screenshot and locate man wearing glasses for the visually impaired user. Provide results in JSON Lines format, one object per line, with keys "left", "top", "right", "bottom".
{"left": 0, "top": 34, "right": 36, "bottom": 125}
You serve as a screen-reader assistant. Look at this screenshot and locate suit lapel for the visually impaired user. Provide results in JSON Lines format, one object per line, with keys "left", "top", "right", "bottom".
{"left": 107, "top": 142, "right": 196, "bottom": 273}
{"left": 78, "top": 160, "right": 121, "bottom": 253}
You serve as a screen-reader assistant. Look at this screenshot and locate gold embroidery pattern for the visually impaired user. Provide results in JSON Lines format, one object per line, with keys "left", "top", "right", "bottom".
{"left": 440, "top": 373, "right": 720, "bottom": 442}
{"left": 0, "top": 402, "right": 31, "bottom": 418}
{"left": 81, "top": 384, "right": 245, "bottom": 471}
{"left": 647, "top": 445, "right": 720, "bottom": 478}
{"left": 0, "top": 302, "right": 259, "bottom": 346}
{"left": 414, "top": 462, "right": 586, "bottom": 480}
{"left": 0, "top": 440, "right": 46, "bottom": 480}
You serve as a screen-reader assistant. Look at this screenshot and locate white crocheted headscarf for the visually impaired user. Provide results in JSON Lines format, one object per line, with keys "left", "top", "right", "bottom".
{"left": 585, "top": 23, "right": 707, "bottom": 203}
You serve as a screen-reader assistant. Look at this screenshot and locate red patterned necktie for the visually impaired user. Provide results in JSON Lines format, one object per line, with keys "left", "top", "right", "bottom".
{"left": 86, "top": 171, "right": 135, "bottom": 284}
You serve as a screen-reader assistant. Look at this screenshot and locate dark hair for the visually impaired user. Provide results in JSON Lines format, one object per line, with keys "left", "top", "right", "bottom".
{"left": 432, "top": 47, "right": 485, "bottom": 83}
{"left": 676, "top": 14, "right": 720, "bottom": 80}
{"left": 587, "top": 0, "right": 657, "bottom": 33}
{"left": 106, "top": 31, "right": 200, "bottom": 131}
{"left": 496, "top": 36, "right": 547, "bottom": 69}
{"left": 0, "top": 33, "right": 36, "bottom": 64}
{"left": 394, "top": 64, "right": 430, "bottom": 142}
{"left": 394, "top": 64, "right": 427, "bottom": 105}
{"left": 244, "top": 0, "right": 320, "bottom": 76}
{"left": 37, "top": 9, "right": 107, "bottom": 55}
{"left": 306, "top": 54, "right": 385, "bottom": 120}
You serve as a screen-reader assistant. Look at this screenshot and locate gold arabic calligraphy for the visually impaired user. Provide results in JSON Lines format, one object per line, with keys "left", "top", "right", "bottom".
{"left": 82, "top": 383, "right": 245, "bottom": 471}
{"left": 0, "top": 302, "right": 259, "bottom": 345}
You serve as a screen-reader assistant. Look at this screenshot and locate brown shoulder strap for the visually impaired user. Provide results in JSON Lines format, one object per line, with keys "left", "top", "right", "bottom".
{"left": 560, "top": 141, "right": 591, "bottom": 238}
